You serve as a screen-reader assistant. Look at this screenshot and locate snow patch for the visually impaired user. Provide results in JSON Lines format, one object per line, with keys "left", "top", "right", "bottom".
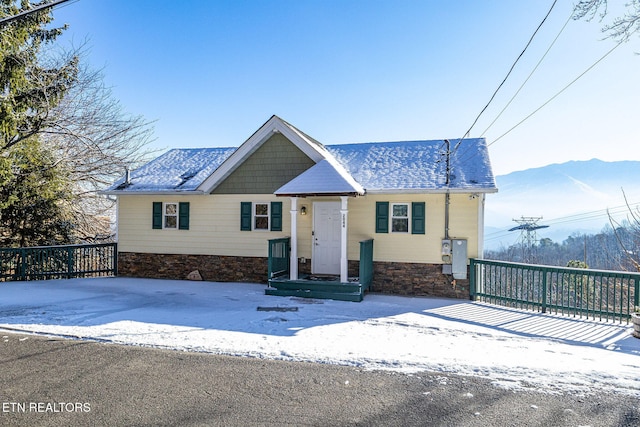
{"left": 0, "top": 277, "right": 638, "bottom": 397}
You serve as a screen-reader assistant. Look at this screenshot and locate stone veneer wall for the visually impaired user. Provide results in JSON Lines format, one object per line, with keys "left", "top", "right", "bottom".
{"left": 118, "top": 252, "right": 269, "bottom": 283}
{"left": 118, "top": 252, "right": 469, "bottom": 299}
{"left": 367, "top": 261, "right": 469, "bottom": 300}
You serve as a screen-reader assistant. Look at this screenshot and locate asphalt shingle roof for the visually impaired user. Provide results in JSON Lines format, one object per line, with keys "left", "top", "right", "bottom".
{"left": 106, "top": 138, "right": 496, "bottom": 194}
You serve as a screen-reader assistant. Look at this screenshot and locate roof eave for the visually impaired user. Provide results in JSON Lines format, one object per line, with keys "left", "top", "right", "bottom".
{"left": 364, "top": 187, "right": 498, "bottom": 195}
{"left": 275, "top": 191, "right": 364, "bottom": 198}
{"left": 100, "top": 190, "right": 207, "bottom": 196}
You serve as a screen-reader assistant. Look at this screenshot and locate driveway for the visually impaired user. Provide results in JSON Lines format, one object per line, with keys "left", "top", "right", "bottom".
{"left": 1, "top": 332, "right": 640, "bottom": 427}
{"left": 0, "top": 277, "right": 639, "bottom": 397}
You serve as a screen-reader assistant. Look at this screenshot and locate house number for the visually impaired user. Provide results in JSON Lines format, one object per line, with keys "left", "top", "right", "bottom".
{"left": 342, "top": 214, "right": 346, "bottom": 228}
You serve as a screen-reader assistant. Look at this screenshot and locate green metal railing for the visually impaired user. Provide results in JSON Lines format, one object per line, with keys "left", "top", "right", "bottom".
{"left": 470, "top": 258, "right": 640, "bottom": 322}
{"left": 268, "top": 237, "right": 290, "bottom": 279}
{"left": 359, "top": 239, "right": 374, "bottom": 290}
{"left": 0, "top": 243, "right": 117, "bottom": 281}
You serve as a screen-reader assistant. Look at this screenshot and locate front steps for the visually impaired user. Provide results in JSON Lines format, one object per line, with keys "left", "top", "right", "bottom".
{"left": 266, "top": 277, "right": 365, "bottom": 302}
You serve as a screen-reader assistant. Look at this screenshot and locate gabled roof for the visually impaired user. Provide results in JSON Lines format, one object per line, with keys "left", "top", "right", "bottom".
{"left": 274, "top": 159, "right": 365, "bottom": 197}
{"left": 104, "top": 117, "right": 497, "bottom": 195}
{"left": 196, "top": 115, "right": 330, "bottom": 194}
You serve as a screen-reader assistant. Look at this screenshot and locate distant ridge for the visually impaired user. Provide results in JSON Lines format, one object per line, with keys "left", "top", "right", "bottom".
{"left": 484, "top": 159, "right": 640, "bottom": 250}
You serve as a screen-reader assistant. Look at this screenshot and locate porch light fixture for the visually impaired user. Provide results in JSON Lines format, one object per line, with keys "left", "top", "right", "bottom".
{"left": 300, "top": 206, "right": 307, "bottom": 215}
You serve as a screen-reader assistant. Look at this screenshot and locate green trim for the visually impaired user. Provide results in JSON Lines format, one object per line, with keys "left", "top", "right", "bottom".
{"left": 270, "top": 201, "right": 282, "bottom": 231}
{"left": 152, "top": 202, "right": 162, "bottom": 229}
{"left": 375, "top": 201, "right": 389, "bottom": 233}
{"left": 240, "top": 202, "right": 252, "bottom": 231}
{"left": 411, "top": 202, "right": 425, "bottom": 234}
{"left": 178, "top": 202, "right": 190, "bottom": 230}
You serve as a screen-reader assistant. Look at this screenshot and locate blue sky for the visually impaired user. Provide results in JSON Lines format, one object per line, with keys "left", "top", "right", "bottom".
{"left": 52, "top": 0, "right": 640, "bottom": 175}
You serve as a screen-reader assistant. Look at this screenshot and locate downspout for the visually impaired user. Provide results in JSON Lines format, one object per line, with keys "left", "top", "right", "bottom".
{"left": 445, "top": 193, "right": 450, "bottom": 240}
{"left": 477, "top": 193, "right": 485, "bottom": 257}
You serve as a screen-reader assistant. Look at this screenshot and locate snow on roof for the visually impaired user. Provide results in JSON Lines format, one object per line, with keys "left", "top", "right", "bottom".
{"left": 105, "top": 148, "right": 236, "bottom": 193}
{"left": 326, "top": 138, "right": 496, "bottom": 192}
{"left": 274, "top": 159, "right": 365, "bottom": 196}
{"left": 105, "top": 137, "right": 496, "bottom": 194}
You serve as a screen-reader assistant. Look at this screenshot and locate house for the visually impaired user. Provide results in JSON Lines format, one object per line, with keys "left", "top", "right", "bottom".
{"left": 104, "top": 115, "right": 497, "bottom": 300}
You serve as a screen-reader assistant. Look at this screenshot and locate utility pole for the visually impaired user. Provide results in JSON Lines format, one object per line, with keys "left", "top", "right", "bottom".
{"left": 509, "top": 216, "right": 549, "bottom": 263}
{"left": 443, "top": 139, "right": 451, "bottom": 240}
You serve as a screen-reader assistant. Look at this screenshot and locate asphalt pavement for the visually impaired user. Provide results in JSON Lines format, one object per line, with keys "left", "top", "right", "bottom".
{"left": 0, "top": 332, "right": 639, "bottom": 427}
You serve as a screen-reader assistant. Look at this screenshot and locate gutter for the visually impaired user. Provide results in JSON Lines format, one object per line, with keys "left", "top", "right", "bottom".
{"left": 99, "top": 190, "right": 207, "bottom": 196}
{"left": 363, "top": 188, "right": 498, "bottom": 195}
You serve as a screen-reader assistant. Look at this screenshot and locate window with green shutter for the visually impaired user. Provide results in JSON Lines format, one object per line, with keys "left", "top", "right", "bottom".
{"left": 375, "top": 201, "right": 425, "bottom": 234}
{"left": 375, "top": 201, "right": 389, "bottom": 233}
{"left": 411, "top": 202, "right": 425, "bottom": 234}
{"left": 241, "top": 201, "right": 283, "bottom": 231}
{"left": 153, "top": 202, "right": 190, "bottom": 230}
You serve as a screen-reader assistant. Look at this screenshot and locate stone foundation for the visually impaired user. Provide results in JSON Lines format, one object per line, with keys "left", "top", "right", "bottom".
{"left": 118, "top": 252, "right": 269, "bottom": 283}
{"left": 118, "top": 252, "right": 469, "bottom": 299}
{"left": 369, "top": 261, "right": 469, "bottom": 299}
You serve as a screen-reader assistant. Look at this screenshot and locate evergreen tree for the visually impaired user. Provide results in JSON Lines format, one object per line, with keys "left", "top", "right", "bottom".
{"left": 0, "top": 137, "right": 74, "bottom": 246}
{"left": 0, "top": 2, "right": 153, "bottom": 245}
{"left": 0, "top": 0, "right": 78, "bottom": 151}
{"left": 0, "top": 1, "right": 78, "bottom": 246}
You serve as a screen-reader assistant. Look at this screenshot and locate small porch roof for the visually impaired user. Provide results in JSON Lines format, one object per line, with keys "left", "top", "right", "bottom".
{"left": 274, "top": 159, "right": 365, "bottom": 197}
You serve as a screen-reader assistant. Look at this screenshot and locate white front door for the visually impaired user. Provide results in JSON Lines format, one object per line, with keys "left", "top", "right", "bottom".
{"left": 312, "top": 202, "right": 341, "bottom": 275}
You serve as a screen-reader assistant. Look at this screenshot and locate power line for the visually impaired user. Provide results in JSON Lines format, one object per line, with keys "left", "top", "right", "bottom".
{"left": 453, "top": 32, "right": 626, "bottom": 172}
{"left": 452, "top": 0, "right": 559, "bottom": 152}
{"left": 0, "top": 0, "right": 74, "bottom": 27}
{"left": 486, "top": 37, "right": 626, "bottom": 148}
{"left": 485, "top": 200, "right": 640, "bottom": 243}
{"left": 479, "top": 9, "right": 573, "bottom": 137}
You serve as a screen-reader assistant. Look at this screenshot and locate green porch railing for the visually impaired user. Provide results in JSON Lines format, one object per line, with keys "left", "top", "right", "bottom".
{"left": 268, "top": 237, "right": 290, "bottom": 279}
{"left": 0, "top": 243, "right": 118, "bottom": 282}
{"left": 359, "top": 239, "right": 374, "bottom": 290}
{"left": 470, "top": 258, "right": 640, "bottom": 322}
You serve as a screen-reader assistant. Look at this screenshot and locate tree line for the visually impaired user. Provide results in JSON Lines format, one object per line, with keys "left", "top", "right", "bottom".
{"left": 485, "top": 218, "right": 640, "bottom": 272}
{"left": 0, "top": 1, "right": 153, "bottom": 247}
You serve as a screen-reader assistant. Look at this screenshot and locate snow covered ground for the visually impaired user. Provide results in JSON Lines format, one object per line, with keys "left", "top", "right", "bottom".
{"left": 1, "top": 277, "right": 639, "bottom": 397}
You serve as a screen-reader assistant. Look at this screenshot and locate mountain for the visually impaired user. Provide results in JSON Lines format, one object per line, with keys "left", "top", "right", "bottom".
{"left": 484, "top": 159, "right": 640, "bottom": 250}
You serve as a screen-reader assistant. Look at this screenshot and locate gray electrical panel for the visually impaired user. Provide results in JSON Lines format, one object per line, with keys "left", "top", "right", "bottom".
{"left": 451, "top": 239, "right": 467, "bottom": 279}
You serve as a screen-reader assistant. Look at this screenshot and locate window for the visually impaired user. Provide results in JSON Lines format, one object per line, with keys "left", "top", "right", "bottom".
{"left": 152, "top": 202, "right": 190, "bottom": 230}
{"left": 391, "top": 203, "right": 409, "bottom": 233}
{"left": 375, "top": 201, "right": 425, "bottom": 235}
{"left": 240, "top": 201, "right": 283, "bottom": 231}
{"left": 254, "top": 203, "right": 269, "bottom": 230}
{"left": 164, "top": 203, "right": 178, "bottom": 229}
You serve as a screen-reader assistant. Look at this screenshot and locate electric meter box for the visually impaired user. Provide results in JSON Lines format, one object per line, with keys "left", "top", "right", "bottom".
{"left": 451, "top": 239, "right": 467, "bottom": 279}
{"left": 441, "top": 239, "right": 451, "bottom": 256}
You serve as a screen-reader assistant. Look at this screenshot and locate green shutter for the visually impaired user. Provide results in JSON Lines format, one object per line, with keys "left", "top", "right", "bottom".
{"left": 152, "top": 202, "right": 162, "bottom": 229}
{"left": 270, "top": 201, "right": 282, "bottom": 231}
{"left": 240, "top": 202, "right": 252, "bottom": 231}
{"left": 178, "top": 202, "right": 190, "bottom": 230}
{"left": 375, "top": 201, "right": 389, "bottom": 233}
{"left": 412, "top": 202, "right": 425, "bottom": 234}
